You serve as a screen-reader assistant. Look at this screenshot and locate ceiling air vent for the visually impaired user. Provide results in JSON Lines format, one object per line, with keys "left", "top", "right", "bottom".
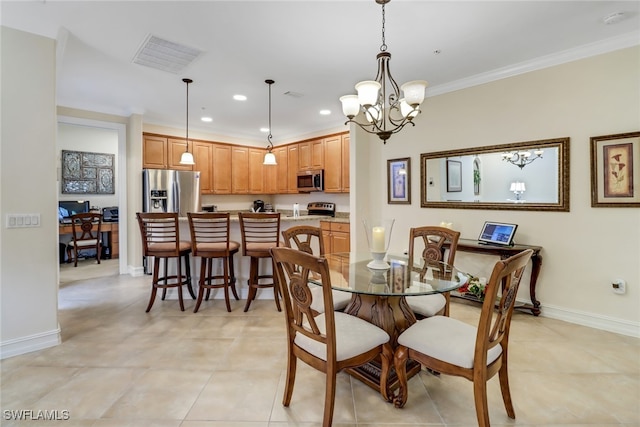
{"left": 132, "top": 34, "right": 202, "bottom": 74}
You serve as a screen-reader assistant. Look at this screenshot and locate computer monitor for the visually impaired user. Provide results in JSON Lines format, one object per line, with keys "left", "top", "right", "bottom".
{"left": 58, "top": 200, "right": 90, "bottom": 221}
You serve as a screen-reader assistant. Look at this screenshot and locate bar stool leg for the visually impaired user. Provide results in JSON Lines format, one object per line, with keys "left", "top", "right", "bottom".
{"left": 223, "top": 256, "right": 232, "bottom": 312}
{"left": 146, "top": 257, "right": 161, "bottom": 312}
{"left": 176, "top": 256, "right": 185, "bottom": 311}
{"left": 244, "top": 257, "right": 259, "bottom": 312}
{"left": 184, "top": 254, "right": 196, "bottom": 299}
{"left": 229, "top": 251, "right": 240, "bottom": 301}
{"left": 193, "top": 257, "right": 208, "bottom": 313}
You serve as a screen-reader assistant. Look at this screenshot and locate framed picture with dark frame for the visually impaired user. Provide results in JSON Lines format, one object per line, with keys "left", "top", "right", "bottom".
{"left": 387, "top": 157, "right": 411, "bottom": 204}
{"left": 590, "top": 131, "right": 640, "bottom": 207}
{"left": 446, "top": 159, "right": 462, "bottom": 192}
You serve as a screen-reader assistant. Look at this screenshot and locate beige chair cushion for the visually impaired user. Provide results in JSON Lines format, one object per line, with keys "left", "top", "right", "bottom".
{"left": 398, "top": 315, "right": 502, "bottom": 369}
{"left": 407, "top": 294, "right": 446, "bottom": 317}
{"left": 73, "top": 239, "right": 99, "bottom": 248}
{"left": 309, "top": 287, "right": 351, "bottom": 313}
{"left": 195, "top": 241, "right": 240, "bottom": 252}
{"left": 295, "top": 312, "right": 389, "bottom": 362}
{"left": 148, "top": 241, "right": 192, "bottom": 252}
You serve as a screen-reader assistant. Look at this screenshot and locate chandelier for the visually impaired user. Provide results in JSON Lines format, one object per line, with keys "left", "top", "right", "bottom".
{"left": 263, "top": 79, "right": 277, "bottom": 165}
{"left": 340, "top": 0, "right": 428, "bottom": 143}
{"left": 501, "top": 149, "right": 544, "bottom": 169}
{"left": 179, "top": 78, "right": 195, "bottom": 165}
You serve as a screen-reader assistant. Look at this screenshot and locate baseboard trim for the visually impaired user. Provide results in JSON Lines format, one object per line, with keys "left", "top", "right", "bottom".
{"left": 0, "top": 327, "right": 61, "bottom": 360}
{"left": 540, "top": 303, "right": 640, "bottom": 338}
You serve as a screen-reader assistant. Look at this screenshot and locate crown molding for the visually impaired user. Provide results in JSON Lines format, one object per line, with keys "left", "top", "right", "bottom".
{"left": 428, "top": 31, "right": 640, "bottom": 97}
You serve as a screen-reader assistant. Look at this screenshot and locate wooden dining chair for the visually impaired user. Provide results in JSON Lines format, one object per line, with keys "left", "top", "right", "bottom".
{"left": 281, "top": 225, "right": 351, "bottom": 314}
{"left": 270, "top": 247, "right": 393, "bottom": 427}
{"left": 238, "top": 212, "right": 281, "bottom": 312}
{"left": 407, "top": 225, "right": 460, "bottom": 318}
{"left": 136, "top": 212, "right": 195, "bottom": 312}
{"left": 66, "top": 212, "right": 103, "bottom": 267}
{"left": 393, "top": 249, "right": 534, "bottom": 427}
{"left": 187, "top": 212, "right": 240, "bottom": 312}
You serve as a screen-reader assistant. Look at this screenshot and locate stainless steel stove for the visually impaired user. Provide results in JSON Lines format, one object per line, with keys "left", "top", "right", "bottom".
{"left": 306, "top": 202, "right": 335, "bottom": 217}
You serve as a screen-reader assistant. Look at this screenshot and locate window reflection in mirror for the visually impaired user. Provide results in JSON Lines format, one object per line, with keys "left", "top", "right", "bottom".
{"left": 420, "top": 137, "right": 570, "bottom": 211}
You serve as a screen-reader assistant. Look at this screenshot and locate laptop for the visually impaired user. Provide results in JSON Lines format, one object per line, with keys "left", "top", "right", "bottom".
{"left": 477, "top": 221, "right": 518, "bottom": 246}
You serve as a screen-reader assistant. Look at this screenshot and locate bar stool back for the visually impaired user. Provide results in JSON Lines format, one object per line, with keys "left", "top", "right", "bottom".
{"left": 187, "top": 212, "right": 240, "bottom": 312}
{"left": 136, "top": 212, "right": 195, "bottom": 312}
{"left": 238, "top": 212, "right": 281, "bottom": 312}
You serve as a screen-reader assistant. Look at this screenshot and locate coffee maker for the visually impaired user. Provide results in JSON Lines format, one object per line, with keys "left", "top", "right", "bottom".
{"left": 253, "top": 200, "right": 265, "bottom": 212}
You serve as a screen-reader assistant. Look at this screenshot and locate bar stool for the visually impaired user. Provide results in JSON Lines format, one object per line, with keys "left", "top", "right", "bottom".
{"left": 136, "top": 212, "right": 195, "bottom": 312}
{"left": 187, "top": 212, "right": 240, "bottom": 312}
{"left": 238, "top": 212, "right": 281, "bottom": 312}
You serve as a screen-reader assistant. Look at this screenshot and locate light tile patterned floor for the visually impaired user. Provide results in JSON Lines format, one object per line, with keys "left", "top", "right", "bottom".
{"left": 1, "top": 259, "right": 639, "bottom": 426}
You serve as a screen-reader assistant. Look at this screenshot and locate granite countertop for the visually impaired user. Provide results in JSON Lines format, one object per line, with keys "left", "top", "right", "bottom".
{"left": 180, "top": 211, "right": 349, "bottom": 223}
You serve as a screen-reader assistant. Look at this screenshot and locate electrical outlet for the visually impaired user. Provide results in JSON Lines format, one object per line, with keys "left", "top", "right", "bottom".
{"left": 612, "top": 279, "right": 626, "bottom": 295}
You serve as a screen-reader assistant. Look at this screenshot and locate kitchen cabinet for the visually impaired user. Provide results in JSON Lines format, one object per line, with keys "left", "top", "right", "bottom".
{"left": 143, "top": 135, "right": 168, "bottom": 169}
{"left": 287, "top": 144, "right": 299, "bottom": 193}
{"left": 248, "top": 147, "right": 265, "bottom": 194}
{"left": 193, "top": 141, "right": 212, "bottom": 194}
{"left": 167, "top": 138, "right": 194, "bottom": 171}
{"left": 298, "top": 138, "right": 324, "bottom": 171}
{"left": 321, "top": 221, "right": 350, "bottom": 253}
{"left": 231, "top": 146, "right": 249, "bottom": 194}
{"left": 275, "top": 146, "right": 289, "bottom": 194}
{"left": 212, "top": 143, "right": 232, "bottom": 194}
{"left": 323, "top": 133, "right": 350, "bottom": 193}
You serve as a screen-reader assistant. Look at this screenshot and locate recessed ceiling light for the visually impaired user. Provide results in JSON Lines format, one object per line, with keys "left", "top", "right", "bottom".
{"left": 319, "top": 110, "right": 331, "bottom": 115}
{"left": 260, "top": 127, "right": 269, "bottom": 133}
{"left": 233, "top": 94, "right": 247, "bottom": 101}
{"left": 201, "top": 116, "right": 213, "bottom": 123}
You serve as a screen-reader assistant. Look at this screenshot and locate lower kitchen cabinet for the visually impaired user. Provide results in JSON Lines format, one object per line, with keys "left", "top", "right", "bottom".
{"left": 321, "top": 221, "right": 350, "bottom": 254}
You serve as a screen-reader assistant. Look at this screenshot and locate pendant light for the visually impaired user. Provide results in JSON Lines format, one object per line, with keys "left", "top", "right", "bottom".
{"left": 263, "top": 79, "right": 277, "bottom": 165}
{"left": 179, "top": 78, "right": 195, "bottom": 165}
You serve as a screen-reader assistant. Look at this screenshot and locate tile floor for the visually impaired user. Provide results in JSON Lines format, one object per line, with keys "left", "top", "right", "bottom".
{"left": 1, "top": 259, "right": 639, "bottom": 426}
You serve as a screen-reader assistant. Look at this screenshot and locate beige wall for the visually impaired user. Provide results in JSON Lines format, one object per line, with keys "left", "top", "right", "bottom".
{"left": 1, "top": 27, "right": 60, "bottom": 357}
{"left": 357, "top": 46, "right": 639, "bottom": 335}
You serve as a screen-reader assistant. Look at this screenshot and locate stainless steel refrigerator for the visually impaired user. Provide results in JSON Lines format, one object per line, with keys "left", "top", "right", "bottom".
{"left": 142, "top": 169, "right": 201, "bottom": 216}
{"left": 142, "top": 169, "right": 201, "bottom": 274}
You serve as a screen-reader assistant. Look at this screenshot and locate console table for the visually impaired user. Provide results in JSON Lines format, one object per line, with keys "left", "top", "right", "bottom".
{"left": 452, "top": 239, "right": 542, "bottom": 315}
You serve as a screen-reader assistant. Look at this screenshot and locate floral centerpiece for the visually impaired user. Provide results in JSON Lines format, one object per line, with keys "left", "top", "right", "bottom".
{"left": 457, "top": 274, "right": 487, "bottom": 300}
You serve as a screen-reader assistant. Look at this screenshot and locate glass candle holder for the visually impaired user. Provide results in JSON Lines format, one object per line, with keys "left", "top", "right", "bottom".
{"left": 363, "top": 218, "right": 395, "bottom": 269}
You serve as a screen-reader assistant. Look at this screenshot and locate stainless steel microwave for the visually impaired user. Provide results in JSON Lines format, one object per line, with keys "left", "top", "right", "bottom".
{"left": 297, "top": 169, "right": 324, "bottom": 192}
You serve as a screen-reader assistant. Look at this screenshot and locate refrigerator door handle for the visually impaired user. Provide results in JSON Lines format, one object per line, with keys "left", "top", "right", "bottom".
{"left": 172, "top": 179, "right": 180, "bottom": 214}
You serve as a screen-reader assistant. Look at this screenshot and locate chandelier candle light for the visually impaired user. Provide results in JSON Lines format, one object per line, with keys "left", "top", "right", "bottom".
{"left": 179, "top": 78, "right": 195, "bottom": 165}
{"left": 502, "top": 148, "right": 543, "bottom": 169}
{"left": 340, "top": 0, "right": 428, "bottom": 143}
{"left": 363, "top": 218, "right": 395, "bottom": 269}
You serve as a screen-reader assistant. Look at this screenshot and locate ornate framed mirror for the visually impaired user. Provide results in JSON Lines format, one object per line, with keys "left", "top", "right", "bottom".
{"left": 420, "top": 137, "right": 570, "bottom": 211}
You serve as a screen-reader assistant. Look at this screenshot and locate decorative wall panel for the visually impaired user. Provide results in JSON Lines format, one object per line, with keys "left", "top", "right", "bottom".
{"left": 61, "top": 150, "right": 114, "bottom": 194}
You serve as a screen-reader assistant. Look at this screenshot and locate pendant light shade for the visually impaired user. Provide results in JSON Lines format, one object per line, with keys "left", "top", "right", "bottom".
{"left": 179, "top": 78, "right": 195, "bottom": 165}
{"left": 263, "top": 79, "right": 277, "bottom": 165}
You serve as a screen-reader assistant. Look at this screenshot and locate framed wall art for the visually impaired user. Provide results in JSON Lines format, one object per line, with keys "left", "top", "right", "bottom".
{"left": 446, "top": 159, "right": 462, "bottom": 192}
{"left": 62, "top": 150, "right": 115, "bottom": 194}
{"left": 590, "top": 131, "right": 640, "bottom": 207}
{"left": 387, "top": 157, "right": 411, "bottom": 204}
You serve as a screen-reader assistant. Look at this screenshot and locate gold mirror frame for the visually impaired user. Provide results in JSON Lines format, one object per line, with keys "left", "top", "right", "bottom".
{"left": 420, "top": 137, "right": 570, "bottom": 212}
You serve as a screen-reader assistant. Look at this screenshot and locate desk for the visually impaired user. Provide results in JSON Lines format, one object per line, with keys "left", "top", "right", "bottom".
{"left": 452, "top": 239, "right": 542, "bottom": 315}
{"left": 59, "top": 222, "right": 119, "bottom": 259}
{"left": 314, "top": 253, "right": 467, "bottom": 395}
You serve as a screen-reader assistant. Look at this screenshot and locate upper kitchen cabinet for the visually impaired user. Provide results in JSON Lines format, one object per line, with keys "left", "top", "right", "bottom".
{"left": 231, "top": 146, "right": 249, "bottom": 194}
{"left": 212, "top": 143, "right": 232, "bottom": 194}
{"left": 298, "top": 138, "right": 324, "bottom": 171}
{"left": 287, "top": 144, "right": 300, "bottom": 193}
{"left": 248, "top": 147, "right": 265, "bottom": 194}
{"left": 275, "top": 146, "right": 289, "bottom": 194}
{"left": 323, "top": 133, "right": 350, "bottom": 193}
{"left": 167, "top": 138, "right": 194, "bottom": 171}
{"left": 143, "top": 135, "right": 168, "bottom": 169}
{"left": 193, "top": 141, "right": 212, "bottom": 194}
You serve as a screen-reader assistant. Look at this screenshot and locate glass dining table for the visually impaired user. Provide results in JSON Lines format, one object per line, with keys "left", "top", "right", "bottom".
{"left": 309, "top": 252, "right": 469, "bottom": 396}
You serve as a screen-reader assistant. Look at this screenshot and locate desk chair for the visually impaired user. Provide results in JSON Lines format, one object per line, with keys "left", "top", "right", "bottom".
{"left": 394, "top": 249, "right": 534, "bottom": 427}
{"left": 66, "top": 212, "right": 102, "bottom": 267}
{"left": 136, "top": 212, "right": 195, "bottom": 312}
{"left": 238, "top": 212, "right": 281, "bottom": 312}
{"left": 187, "top": 212, "right": 240, "bottom": 313}
{"left": 281, "top": 225, "right": 351, "bottom": 314}
{"left": 407, "top": 226, "right": 460, "bottom": 318}
{"left": 271, "top": 247, "right": 393, "bottom": 427}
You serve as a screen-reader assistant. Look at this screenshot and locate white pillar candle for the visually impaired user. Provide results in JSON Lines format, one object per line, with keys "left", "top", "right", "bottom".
{"left": 372, "top": 226, "right": 385, "bottom": 252}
